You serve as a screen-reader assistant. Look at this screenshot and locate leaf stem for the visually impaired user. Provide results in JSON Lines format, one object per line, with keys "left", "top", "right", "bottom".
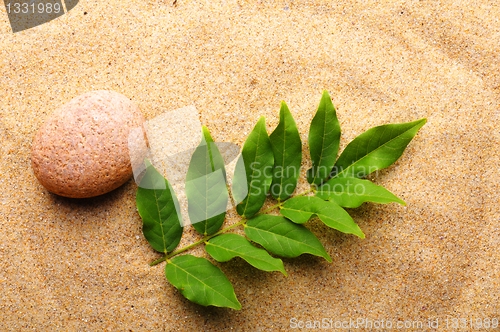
{"left": 150, "top": 218, "right": 248, "bottom": 266}
{"left": 149, "top": 255, "right": 167, "bottom": 266}
{"left": 149, "top": 187, "right": 316, "bottom": 266}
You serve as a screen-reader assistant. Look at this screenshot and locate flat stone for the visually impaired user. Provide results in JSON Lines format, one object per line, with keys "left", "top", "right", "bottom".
{"left": 31, "top": 90, "right": 148, "bottom": 198}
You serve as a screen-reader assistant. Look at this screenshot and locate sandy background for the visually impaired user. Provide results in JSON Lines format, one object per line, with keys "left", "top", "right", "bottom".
{"left": 1, "top": 0, "right": 499, "bottom": 331}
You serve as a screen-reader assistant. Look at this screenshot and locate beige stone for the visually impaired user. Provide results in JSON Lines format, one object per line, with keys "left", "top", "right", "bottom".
{"left": 31, "top": 90, "right": 148, "bottom": 198}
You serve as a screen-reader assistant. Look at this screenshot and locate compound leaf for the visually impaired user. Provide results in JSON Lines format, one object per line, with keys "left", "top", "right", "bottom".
{"left": 137, "top": 91, "right": 428, "bottom": 311}
{"left": 316, "top": 177, "right": 406, "bottom": 208}
{"left": 269, "top": 101, "right": 302, "bottom": 200}
{"left": 206, "top": 233, "right": 287, "bottom": 275}
{"left": 245, "top": 214, "right": 331, "bottom": 262}
{"left": 332, "top": 118, "right": 427, "bottom": 178}
{"left": 307, "top": 90, "right": 341, "bottom": 186}
{"left": 235, "top": 117, "right": 274, "bottom": 218}
{"left": 281, "top": 196, "right": 364, "bottom": 238}
{"left": 186, "top": 126, "right": 228, "bottom": 235}
{"left": 165, "top": 255, "right": 241, "bottom": 310}
{"left": 136, "top": 161, "right": 183, "bottom": 253}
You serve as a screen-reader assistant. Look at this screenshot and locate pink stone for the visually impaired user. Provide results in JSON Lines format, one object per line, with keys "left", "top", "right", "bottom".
{"left": 31, "top": 90, "right": 147, "bottom": 198}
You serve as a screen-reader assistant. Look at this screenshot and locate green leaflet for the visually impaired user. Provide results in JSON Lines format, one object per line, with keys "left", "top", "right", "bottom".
{"left": 165, "top": 255, "right": 241, "bottom": 310}
{"left": 234, "top": 117, "right": 274, "bottom": 218}
{"left": 316, "top": 177, "right": 406, "bottom": 208}
{"left": 206, "top": 233, "right": 287, "bottom": 276}
{"left": 307, "top": 90, "right": 341, "bottom": 186}
{"left": 332, "top": 118, "right": 427, "bottom": 179}
{"left": 269, "top": 101, "right": 302, "bottom": 201}
{"left": 244, "top": 215, "right": 332, "bottom": 262}
{"left": 185, "top": 126, "right": 228, "bottom": 235}
{"left": 136, "top": 161, "right": 183, "bottom": 253}
{"left": 281, "top": 196, "right": 365, "bottom": 238}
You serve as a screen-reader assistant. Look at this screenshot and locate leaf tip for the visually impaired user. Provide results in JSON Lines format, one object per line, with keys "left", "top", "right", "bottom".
{"left": 201, "top": 125, "right": 214, "bottom": 142}
{"left": 144, "top": 158, "right": 153, "bottom": 168}
{"left": 415, "top": 118, "right": 427, "bottom": 128}
{"left": 227, "top": 296, "right": 242, "bottom": 310}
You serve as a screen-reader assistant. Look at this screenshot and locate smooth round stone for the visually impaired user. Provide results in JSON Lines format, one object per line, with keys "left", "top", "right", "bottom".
{"left": 31, "top": 90, "right": 148, "bottom": 198}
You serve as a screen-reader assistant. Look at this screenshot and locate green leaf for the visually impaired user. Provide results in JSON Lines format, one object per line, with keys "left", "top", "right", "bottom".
{"left": 307, "top": 90, "right": 341, "bottom": 186}
{"left": 165, "top": 255, "right": 241, "bottom": 310}
{"left": 234, "top": 117, "right": 274, "bottom": 218}
{"left": 185, "top": 126, "right": 228, "bottom": 235}
{"left": 316, "top": 177, "right": 406, "bottom": 208}
{"left": 281, "top": 196, "right": 364, "bottom": 238}
{"left": 206, "top": 233, "right": 287, "bottom": 276}
{"left": 245, "top": 215, "right": 331, "bottom": 262}
{"left": 136, "top": 161, "right": 183, "bottom": 253}
{"left": 332, "top": 118, "right": 427, "bottom": 178}
{"left": 269, "top": 101, "right": 302, "bottom": 201}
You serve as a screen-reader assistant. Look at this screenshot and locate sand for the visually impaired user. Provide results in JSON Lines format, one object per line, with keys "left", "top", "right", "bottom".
{"left": 1, "top": 0, "right": 499, "bottom": 330}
